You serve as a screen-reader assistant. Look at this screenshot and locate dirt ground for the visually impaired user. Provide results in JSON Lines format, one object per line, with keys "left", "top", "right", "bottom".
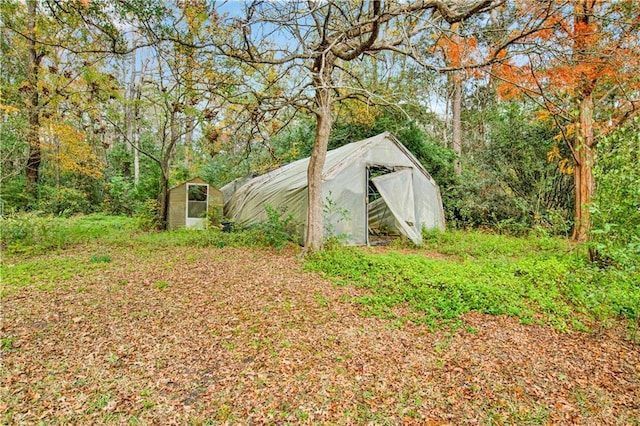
{"left": 2, "top": 247, "right": 639, "bottom": 424}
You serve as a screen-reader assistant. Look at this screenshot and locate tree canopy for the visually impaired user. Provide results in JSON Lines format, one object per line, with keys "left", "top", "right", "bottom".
{"left": 1, "top": 0, "right": 638, "bottom": 256}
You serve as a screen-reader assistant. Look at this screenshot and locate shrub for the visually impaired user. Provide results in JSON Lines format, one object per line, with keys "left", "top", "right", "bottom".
{"left": 590, "top": 119, "right": 640, "bottom": 270}
{"left": 101, "top": 176, "right": 139, "bottom": 215}
{"left": 38, "top": 185, "right": 92, "bottom": 216}
{"left": 135, "top": 199, "right": 161, "bottom": 231}
{"left": 0, "top": 178, "right": 35, "bottom": 213}
{"left": 247, "top": 205, "right": 298, "bottom": 248}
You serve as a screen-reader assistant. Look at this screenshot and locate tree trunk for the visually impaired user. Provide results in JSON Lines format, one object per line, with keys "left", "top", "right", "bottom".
{"left": 305, "top": 53, "right": 334, "bottom": 251}
{"left": 123, "top": 48, "right": 136, "bottom": 178}
{"left": 183, "top": 116, "right": 195, "bottom": 170}
{"left": 25, "top": 0, "right": 42, "bottom": 195}
{"left": 131, "top": 57, "right": 147, "bottom": 186}
{"left": 158, "top": 164, "right": 170, "bottom": 230}
{"left": 571, "top": 93, "right": 595, "bottom": 242}
{"left": 157, "top": 110, "right": 181, "bottom": 230}
{"left": 133, "top": 132, "right": 140, "bottom": 185}
{"left": 570, "top": 0, "right": 596, "bottom": 243}
{"left": 452, "top": 75, "right": 463, "bottom": 175}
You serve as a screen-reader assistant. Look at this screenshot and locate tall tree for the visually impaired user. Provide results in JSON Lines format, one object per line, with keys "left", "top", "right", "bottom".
{"left": 225, "top": 0, "right": 504, "bottom": 251}
{"left": 434, "top": 22, "right": 481, "bottom": 175}
{"left": 2, "top": 0, "right": 127, "bottom": 196}
{"left": 494, "top": 0, "right": 640, "bottom": 242}
{"left": 117, "top": 0, "right": 231, "bottom": 228}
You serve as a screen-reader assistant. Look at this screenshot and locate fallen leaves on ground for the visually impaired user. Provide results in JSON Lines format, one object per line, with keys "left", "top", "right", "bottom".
{"left": 2, "top": 247, "right": 639, "bottom": 424}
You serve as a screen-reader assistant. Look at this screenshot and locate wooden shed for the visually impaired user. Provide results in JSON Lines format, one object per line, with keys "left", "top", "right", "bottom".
{"left": 167, "top": 177, "right": 223, "bottom": 230}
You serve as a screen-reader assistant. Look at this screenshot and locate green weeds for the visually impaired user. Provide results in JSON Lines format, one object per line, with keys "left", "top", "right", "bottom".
{"left": 1, "top": 212, "right": 298, "bottom": 259}
{"left": 1, "top": 255, "right": 113, "bottom": 295}
{"left": 154, "top": 280, "right": 169, "bottom": 291}
{"left": 3, "top": 214, "right": 637, "bottom": 333}
{"left": 305, "top": 231, "right": 639, "bottom": 331}
{"left": 0, "top": 213, "right": 135, "bottom": 254}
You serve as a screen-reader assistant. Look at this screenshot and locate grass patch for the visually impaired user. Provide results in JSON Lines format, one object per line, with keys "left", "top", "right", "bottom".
{"left": 306, "top": 231, "right": 640, "bottom": 330}
{"left": 0, "top": 253, "right": 115, "bottom": 295}
{"left": 154, "top": 280, "right": 169, "bottom": 291}
{"left": 0, "top": 213, "right": 136, "bottom": 255}
{"left": 1, "top": 213, "right": 298, "bottom": 260}
{"left": 3, "top": 214, "right": 637, "bottom": 331}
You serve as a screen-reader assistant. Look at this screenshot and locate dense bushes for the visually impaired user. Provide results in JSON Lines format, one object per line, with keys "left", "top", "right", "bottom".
{"left": 444, "top": 102, "right": 574, "bottom": 234}
{"left": 590, "top": 119, "right": 640, "bottom": 269}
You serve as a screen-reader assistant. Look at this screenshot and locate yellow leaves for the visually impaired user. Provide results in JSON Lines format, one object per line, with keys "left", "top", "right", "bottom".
{"left": 536, "top": 109, "right": 551, "bottom": 122}
{"left": 340, "top": 100, "right": 380, "bottom": 128}
{"left": 0, "top": 104, "right": 19, "bottom": 114}
{"left": 547, "top": 145, "right": 574, "bottom": 175}
{"left": 546, "top": 145, "right": 561, "bottom": 163}
{"left": 43, "top": 122, "right": 103, "bottom": 179}
{"left": 559, "top": 158, "right": 574, "bottom": 175}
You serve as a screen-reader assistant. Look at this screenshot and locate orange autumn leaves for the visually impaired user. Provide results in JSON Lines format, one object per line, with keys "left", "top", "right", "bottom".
{"left": 434, "top": 22, "right": 481, "bottom": 79}
{"left": 494, "top": 0, "right": 640, "bottom": 128}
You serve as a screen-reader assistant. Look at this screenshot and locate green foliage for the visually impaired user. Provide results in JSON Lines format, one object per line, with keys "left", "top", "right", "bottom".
{"left": 269, "top": 119, "right": 316, "bottom": 162}
{"left": 0, "top": 254, "right": 114, "bottom": 293}
{"left": 305, "top": 230, "right": 639, "bottom": 329}
{"left": 37, "top": 185, "right": 93, "bottom": 216}
{"left": 0, "top": 178, "right": 35, "bottom": 214}
{"left": 247, "top": 205, "right": 298, "bottom": 248}
{"left": 0, "top": 115, "right": 28, "bottom": 201}
{"left": 90, "top": 254, "right": 111, "bottom": 263}
{"left": 134, "top": 199, "right": 161, "bottom": 231}
{"left": 590, "top": 119, "right": 640, "bottom": 269}
{"left": 154, "top": 280, "right": 169, "bottom": 291}
{"left": 0, "top": 336, "right": 16, "bottom": 351}
{"left": 134, "top": 226, "right": 294, "bottom": 250}
{"left": 207, "top": 204, "right": 224, "bottom": 227}
{"left": 446, "top": 102, "right": 573, "bottom": 234}
{"left": 131, "top": 206, "right": 298, "bottom": 249}
{"left": 0, "top": 213, "right": 135, "bottom": 255}
{"left": 101, "top": 175, "right": 139, "bottom": 215}
{"left": 323, "top": 193, "right": 351, "bottom": 244}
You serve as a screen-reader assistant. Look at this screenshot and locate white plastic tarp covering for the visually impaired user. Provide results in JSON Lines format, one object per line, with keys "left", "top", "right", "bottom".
{"left": 224, "top": 132, "right": 446, "bottom": 245}
{"left": 371, "top": 168, "right": 421, "bottom": 244}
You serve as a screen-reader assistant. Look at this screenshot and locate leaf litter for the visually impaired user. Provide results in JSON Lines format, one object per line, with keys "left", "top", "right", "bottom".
{"left": 2, "top": 246, "right": 638, "bottom": 424}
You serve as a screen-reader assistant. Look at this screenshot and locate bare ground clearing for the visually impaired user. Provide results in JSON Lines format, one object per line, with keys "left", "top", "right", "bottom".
{"left": 2, "top": 247, "right": 639, "bottom": 424}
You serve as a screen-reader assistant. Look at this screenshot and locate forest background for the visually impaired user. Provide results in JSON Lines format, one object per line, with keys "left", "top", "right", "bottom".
{"left": 1, "top": 0, "right": 638, "bottom": 264}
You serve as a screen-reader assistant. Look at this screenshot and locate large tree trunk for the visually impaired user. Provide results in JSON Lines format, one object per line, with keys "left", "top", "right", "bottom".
{"left": 570, "top": 0, "right": 596, "bottom": 243}
{"left": 25, "top": 0, "right": 42, "bottom": 195}
{"left": 571, "top": 93, "right": 595, "bottom": 242}
{"left": 305, "top": 53, "right": 334, "bottom": 251}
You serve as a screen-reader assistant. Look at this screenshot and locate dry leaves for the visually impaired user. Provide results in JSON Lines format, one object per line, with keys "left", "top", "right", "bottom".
{"left": 2, "top": 247, "right": 639, "bottom": 424}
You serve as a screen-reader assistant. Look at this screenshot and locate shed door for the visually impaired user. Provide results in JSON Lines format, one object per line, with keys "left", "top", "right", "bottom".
{"left": 371, "top": 169, "right": 420, "bottom": 244}
{"left": 186, "top": 183, "right": 208, "bottom": 229}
